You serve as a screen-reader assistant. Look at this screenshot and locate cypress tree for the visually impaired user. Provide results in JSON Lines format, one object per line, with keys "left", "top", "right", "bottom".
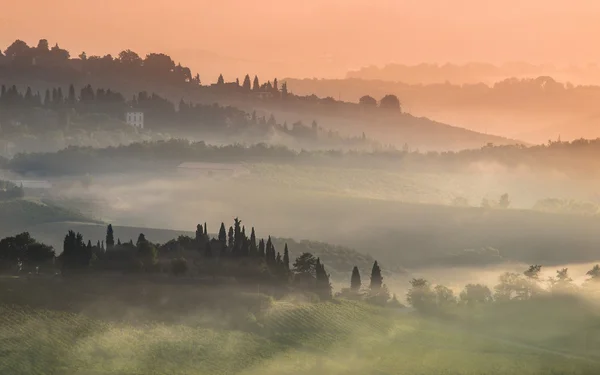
{"left": 243, "top": 74, "right": 251, "bottom": 91}
{"left": 258, "top": 239, "right": 265, "bottom": 258}
{"left": 315, "top": 258, "right": 332, "bottom": 300}
{"left": 351, "top": 266, "right": 361, "bottom": 291}
{"left": 228, "top": 226, "right": 234, "bottom": 250}
{"left": 96, "top": 240, "right": 100, "bottom": 248}
{"left": 249, "top": 227, "right": 257, "bottom": 256}
{"left": 218, "top": 223, "right": 227, "bottom": 243}
{"left": 117, "top": 238, "right": 121, "bottom": 246}
{"left": 195, "top": 224, "right": 203, "bottom": 244}
{"left": 106, "top": 224, "right": 114, "bottom": 249}
{"left": 283, "top": 244, "right": 290, "bottom": 271}
{"left": 217, "top": 74, "right": 224, "bottom": 85}
{"left": 87, "top": 240, "right": 92, "bottom": 249}
{"left": 204, "top": 222, "right": 208, "bottom": 236}
{"left": 266, "top": 237, "right": 274, "bottom": 264}
{"left": 370, "top": 261, "right": 383, "bottom": 291}
{"left": 276, "top": 252, "right": 282, "bottom": 265}
{"left": 68, "top": 84, "right": 76, "bottom": 106}
{"left": 253, "top": 75, "right": 260, "bottom": 91}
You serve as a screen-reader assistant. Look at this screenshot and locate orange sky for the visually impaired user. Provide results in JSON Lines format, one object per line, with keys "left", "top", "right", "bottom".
{"left": 2, "top": 0, "right": 600, "bottom": 81}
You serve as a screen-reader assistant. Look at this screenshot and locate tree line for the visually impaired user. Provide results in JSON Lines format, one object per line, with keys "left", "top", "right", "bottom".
{"left": 0, "top": 83, "right": 373, "bottom": 151}
{"left": 10, "top": 135, "right": 600, "bottom": 179}
{"left": 0, "top": 39, "right": 404, "bottom": 121}
{"left": 0, "top": 219, "right": 334, "bottom": 300}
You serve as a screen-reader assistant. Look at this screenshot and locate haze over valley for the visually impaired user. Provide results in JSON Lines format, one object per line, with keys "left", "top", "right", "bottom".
{"left": 3, "top": 3, "right": 600, "bottom": 374}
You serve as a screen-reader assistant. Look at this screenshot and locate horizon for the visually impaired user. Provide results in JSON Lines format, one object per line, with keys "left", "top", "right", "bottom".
{"left": 3, "top": 0, "right": 600, "bottom": 80}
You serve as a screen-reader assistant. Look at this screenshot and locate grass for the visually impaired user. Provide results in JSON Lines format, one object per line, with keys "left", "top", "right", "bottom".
{"left": 2, "top": 299, "right": 600, "bottom": 375}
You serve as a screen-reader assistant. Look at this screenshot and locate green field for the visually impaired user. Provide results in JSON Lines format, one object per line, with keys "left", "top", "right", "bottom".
{"left": 2, "top": 298, "right": 600, "bottom": 375}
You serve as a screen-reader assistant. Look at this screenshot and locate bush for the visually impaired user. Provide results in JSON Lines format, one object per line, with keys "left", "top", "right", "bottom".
{"left": 170, "top": 257, "right": 188, "bottom": 276}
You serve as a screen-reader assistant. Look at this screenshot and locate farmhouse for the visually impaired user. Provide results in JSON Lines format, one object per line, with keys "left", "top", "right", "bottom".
{"left": 176, "top": 162, "right": 249, "bottom": 177}
{"left": 125, "top": 111, "right": 144, "bottom": 129}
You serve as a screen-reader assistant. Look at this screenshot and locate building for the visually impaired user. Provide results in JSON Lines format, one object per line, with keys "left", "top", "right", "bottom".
{"left": 125, "top": 111, "right": 144, "bottom": 129}
{"left": 176, "top": 162, "right": 249, "bottom": 178}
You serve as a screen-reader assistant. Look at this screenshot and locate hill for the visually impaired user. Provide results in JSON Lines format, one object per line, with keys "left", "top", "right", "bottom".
{"left": 2, "top": 297, "right": 599, "bottom": 375}
{"left": 0, "top": 199, "right": 98, "bottom": 238}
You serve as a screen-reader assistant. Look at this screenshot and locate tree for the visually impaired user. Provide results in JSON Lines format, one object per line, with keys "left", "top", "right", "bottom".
{"left": 36, "top": 39, "right": 49, "bottom": 52}
{"left": 315, "top": 258, "right": 332, "bottom": 300}
{"left": 258, "top": 239, "right": 266, "bottom": 258}
{"left": 217, "top": 74, "right": 225, "bottom": 85}
{"left": 4, "top": 40, "right": 30, "bottom": 60}
{"left": 379, "top": 94, "right": 401, "bottom": 111}
{"left": 281, "top": 82, "right": 288, "bottom": 98}
{"left": 253, "top": 75, "right": 260, "bottom": 91}
{"left": 293, "top": 252, "right": 317, "bottom": 275}
{"left": 350, "top": 266, "right": 361, "bottom": 291}
{"left": 498, "top": 193, "right": 511, "bottom": 208}
{"left": 283, "top": 244, "right": 290, "bottom": 271}
{"left": 218, "top": 223, "right": 227, "bottom": 243}
{"left": 359, "top": 95, "right": 377, "bottom": 107}
{"left": 228, "top": 226, "right": 234, "bottom": 251}
{"left": 118, "top": 49, "right": 142, "bottom": 66}
{"left": 434, "top": 285, "right": 456, "bottom": 307}
{"left": 106, "top": 224, "right": 115, "bottom": 249}
{"left": 243, "top": 74, "right": 252, "bottom": 91}
{"left": 460, "top": 284, "right": 493, "bottom": 305}
{"left": 196, "top": 224, "right": 204, "bottom": 245}
{"left": 406, "top": 278, "right": 436, "bottom": 312}
{"left": 369, "top": 261, "right": 383, "bottom": 291}
{"left": 137, "top": 234, "right": 157, "bottom": 268}
{"left": 249, "top": 228, "right": 258, "bottom": 256}
{"left": 524, "top": 265, "right": 542, "bottom": 280}
{"left": 587, "top": 264, "right": 600, "bottom": 281}
{"left": 171, "top": 257, "right": 188, "bottom": 276}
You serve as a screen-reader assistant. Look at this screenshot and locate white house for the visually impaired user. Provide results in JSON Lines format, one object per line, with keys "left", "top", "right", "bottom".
{"left": 125, "top": 111, "right": 144, "bottom": 129}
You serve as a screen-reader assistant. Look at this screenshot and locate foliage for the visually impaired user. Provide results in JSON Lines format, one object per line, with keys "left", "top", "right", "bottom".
{"left": 170, "top": 257, "right": 188, "bottom": 276}
{"left": 406, "top": 278, "right": 436, "bottom": 312}
{"left": 459, "top": 284, "right": 493, "bottom": 305}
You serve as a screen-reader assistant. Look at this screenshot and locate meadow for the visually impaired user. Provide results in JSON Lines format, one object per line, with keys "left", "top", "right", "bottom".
{"left": 2, "top": 295, "right": 600, "bottom": 375}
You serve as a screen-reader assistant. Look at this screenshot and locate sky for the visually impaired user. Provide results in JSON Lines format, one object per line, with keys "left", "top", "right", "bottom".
{"left": 2, "top": 0, "right": 600, "bottom": 81}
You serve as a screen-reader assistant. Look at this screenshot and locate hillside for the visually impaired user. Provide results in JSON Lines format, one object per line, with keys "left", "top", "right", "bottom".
{"left": 0, "top": 199, "right": 98, "bottom": 238}
{"left": 2, "top": 297, "right": 599, "bottom": 375}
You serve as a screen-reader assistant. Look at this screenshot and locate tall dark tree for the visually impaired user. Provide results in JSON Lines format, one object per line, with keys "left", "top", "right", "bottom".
{"left": 258, "top": 239, "right": 266, "bottom": 258}
{"left": 351, "top": 266, "right": 361, "bottom": 291}
{"left": 217, "top": 74, "right": 224, "bottom": 85}
{"left": 196, "top": 224, "right": 204, "bottom": 244}
{"left": 67, "top": 84, "right": 76, "bottom": 106}
{"left": 253, "top": 75, "right": 260, "bottom": 91}
{"left": 249, "top": 227, "right": 258, "bottom": 256}
{"left": 105, "top": 224, "right": 115, "bottom": 249}
{"left": 283, "top": 244, "right": 290, "bottom": 271}
{"left": 218, "top": 223, "right": 227, "bottom": 243}
{"left": 243, "top": 74, "right": 251, "bottom": 91}
{"left": 370, "top": 261, "right": 383, "bottom": 291}
{"left": 228, "top": 226, "right": 234, "bottom": 250}
{"left": 315, "top": 258, "right": 332, "bottom": 300}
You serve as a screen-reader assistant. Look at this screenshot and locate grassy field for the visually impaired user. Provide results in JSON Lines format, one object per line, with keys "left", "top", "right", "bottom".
{"left": 2, "top": 298, "right": 600, "bottom": 375}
